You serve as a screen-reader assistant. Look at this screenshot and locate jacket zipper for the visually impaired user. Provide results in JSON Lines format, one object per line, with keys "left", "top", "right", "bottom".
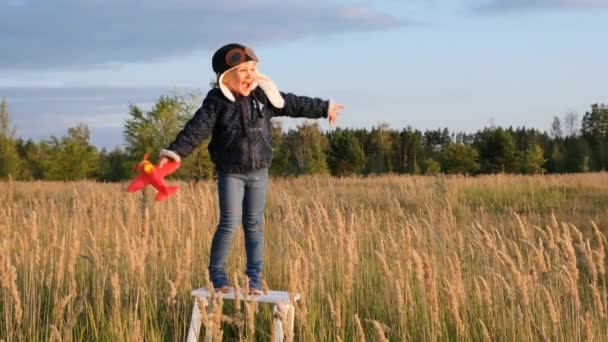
{"left": 237, "top": 98, "right": 255, "bottom": 170}
{"left": 247, "top": 98, "right": 254, "bottom": 170}
{"left": 248, "top": 132, "right": 254, "bottom": 170}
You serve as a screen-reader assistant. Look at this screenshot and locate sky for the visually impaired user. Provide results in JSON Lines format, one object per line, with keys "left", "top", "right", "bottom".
{"left": 1, "top": 0, "right": 607, "bottom": 149}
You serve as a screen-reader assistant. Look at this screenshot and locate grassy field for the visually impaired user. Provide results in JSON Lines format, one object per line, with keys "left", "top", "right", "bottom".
{"left": 1, "top": 173, "right": 608, "bottom": 341}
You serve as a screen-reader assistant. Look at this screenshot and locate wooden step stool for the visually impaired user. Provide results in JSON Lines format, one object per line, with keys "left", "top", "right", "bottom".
{"left": 187, "top": 288, "right": 300, "bottom": 342}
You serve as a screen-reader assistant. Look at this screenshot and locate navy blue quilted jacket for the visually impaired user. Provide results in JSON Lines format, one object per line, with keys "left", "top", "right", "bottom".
{"left": 164, "top": 87, "right": 329, "bottom": 173}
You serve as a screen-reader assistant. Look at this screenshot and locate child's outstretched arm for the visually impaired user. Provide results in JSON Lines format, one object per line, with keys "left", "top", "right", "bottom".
{"left": 159, "top": 97, "right": 218, "bottom": 165}
{"left": 273, "top": 92, "right": 343, "bottom": 124}
{"left": 327, "top": 101, "right": 343, "bottom": 125}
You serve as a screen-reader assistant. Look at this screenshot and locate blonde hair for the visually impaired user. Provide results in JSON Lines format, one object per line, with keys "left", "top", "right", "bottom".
{"left": 216, "top": 61, "right": 257, "bottom": 90}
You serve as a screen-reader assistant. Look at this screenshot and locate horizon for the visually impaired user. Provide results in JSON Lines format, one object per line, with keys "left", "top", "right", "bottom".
{"left": 2, "top": 0, "right": 607, "bottom": 149}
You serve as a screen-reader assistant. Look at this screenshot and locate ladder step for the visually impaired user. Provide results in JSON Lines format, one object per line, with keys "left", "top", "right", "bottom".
{"left": 191, "top": 288, "right": 300, "bottom": 304}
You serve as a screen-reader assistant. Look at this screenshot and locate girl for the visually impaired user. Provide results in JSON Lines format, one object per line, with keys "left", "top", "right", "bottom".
{"left": 159, "top": 43, "right": 343, "bottom": 294}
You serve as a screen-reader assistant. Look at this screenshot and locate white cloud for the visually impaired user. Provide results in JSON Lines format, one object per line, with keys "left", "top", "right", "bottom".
{"left": 475, "top": 0, "right": 608, "bottom": 12}
{"left": 0, "top": 0, "right": 404, "bottom": 70}
{"left": 2, "top": 86, "right": 168, "bottom": 147}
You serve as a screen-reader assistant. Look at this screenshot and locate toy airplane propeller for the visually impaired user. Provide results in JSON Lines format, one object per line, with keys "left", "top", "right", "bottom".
{"left": 127, "top": 153, "right": 180, "bottom": 201}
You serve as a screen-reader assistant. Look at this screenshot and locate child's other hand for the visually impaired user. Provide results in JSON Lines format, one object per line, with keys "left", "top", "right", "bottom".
{"left": 328, "top": 102, "right": 343, "bottom": 125}
{"left": 158, "top": 157, "right": 170, "bottom": 168}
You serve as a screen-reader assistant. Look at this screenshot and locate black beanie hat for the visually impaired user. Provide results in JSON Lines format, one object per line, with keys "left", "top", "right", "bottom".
{"left": 212, "top": 43, "right": 259, "bottom": 77}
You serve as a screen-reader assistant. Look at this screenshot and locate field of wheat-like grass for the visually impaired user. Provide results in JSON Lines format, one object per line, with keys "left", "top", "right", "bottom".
{"left": 1, "top": 173, "right": 608, "bottom": 341}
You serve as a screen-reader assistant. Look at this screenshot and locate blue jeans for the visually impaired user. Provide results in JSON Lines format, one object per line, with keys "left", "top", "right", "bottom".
{"left": 208, "top": 168, "right": 268, "bottom": 290}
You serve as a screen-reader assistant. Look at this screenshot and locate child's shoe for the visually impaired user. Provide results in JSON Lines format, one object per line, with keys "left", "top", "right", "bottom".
{"left": 247, "top": 275, "right": 264, "bottom": 296}
{"left": 215, "top": 285, "right": 231, "bottom": 294}
{"left": 210, "top": 268, "right": 230, "bottom": 293}
{"left": 248, "top": 287, "right": 263, "bottom": 296}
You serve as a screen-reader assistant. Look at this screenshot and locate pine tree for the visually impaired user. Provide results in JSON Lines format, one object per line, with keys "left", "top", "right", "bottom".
{"left": 474, "top": 127, "right": 517, "bottom": 173}
{"left": 395, "top": 127, "right": 422, "bottom": 174}
{"left": 326, "top": 129, "right": 365, "bottom": 176}
{"left": 97, "top": 147, "right": 132, "bottom": 181}
{"left": 364, "top": 123, "right": 393, "bottom": 174}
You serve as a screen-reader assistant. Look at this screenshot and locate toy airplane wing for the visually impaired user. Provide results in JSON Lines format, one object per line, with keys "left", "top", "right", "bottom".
{"left": 127, "top": 174, "right": 148, "bottom": 192}
{"left": 157, "top": 160, "right": 180, "bottom": 177}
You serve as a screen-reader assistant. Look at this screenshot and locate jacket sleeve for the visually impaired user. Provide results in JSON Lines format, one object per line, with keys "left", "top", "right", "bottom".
{"left": 160, "top": 97, "right": 218, "bottom": 162}
{"left": 272, "top": 92, "right": 329, "bottom": 119}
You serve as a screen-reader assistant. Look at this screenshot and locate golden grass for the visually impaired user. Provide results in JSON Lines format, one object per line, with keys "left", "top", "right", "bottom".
{"left": 1, "top": 172, "right": 608, "bottom": 340}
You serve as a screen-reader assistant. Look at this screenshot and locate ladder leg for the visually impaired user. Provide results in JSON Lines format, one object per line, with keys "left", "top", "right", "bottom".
{"left": 189, "top": 289, "right": 298, "bottom": 341}
{"left": 286, "top": 304, "right": 295, "bottom": 340}
{"left": 273, "top": 303, "right": 295, "bottom": 342}
{"left": 204, "top": 298, "right": 213, "bottom": 342}
{"left": 187, "top": 298, "right": 203, "bottom": 342}
{"left": 273, "top": 304, "right": 284, "bottom": 342}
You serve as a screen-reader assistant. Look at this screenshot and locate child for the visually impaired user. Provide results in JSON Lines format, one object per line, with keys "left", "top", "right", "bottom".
{"left": 159, "top": 43, "right": 343, "bottom": 294}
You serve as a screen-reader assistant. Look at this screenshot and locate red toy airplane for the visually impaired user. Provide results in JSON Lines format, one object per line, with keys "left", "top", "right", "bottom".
{"left": 127, "top": 154, "right": 181, "bottom": 201}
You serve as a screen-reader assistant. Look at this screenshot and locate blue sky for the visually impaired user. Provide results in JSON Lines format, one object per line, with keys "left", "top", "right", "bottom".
{"left": 1, "top": 0, "right": 607, "bottom": 148}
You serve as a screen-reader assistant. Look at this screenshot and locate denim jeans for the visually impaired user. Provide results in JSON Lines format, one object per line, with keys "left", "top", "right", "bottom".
{"left": 208, "top": 168, "right": 268, "bottom": 290}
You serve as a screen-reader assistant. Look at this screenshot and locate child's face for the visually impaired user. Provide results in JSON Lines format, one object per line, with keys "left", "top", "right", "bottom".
{"left": 223, "top": 61, "right": 258, "bottom": 97}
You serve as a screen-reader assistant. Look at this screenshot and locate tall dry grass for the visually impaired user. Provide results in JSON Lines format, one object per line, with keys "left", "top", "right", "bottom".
{"left": 1, "top": 173, "right": 608, "bottom": 340}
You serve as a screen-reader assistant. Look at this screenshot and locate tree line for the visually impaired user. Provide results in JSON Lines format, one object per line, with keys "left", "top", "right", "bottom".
{"left": 1, "top": 95, "right": 607, "bottom": 181}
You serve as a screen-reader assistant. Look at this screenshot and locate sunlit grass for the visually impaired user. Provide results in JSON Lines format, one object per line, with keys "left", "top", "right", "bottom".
{"left": 1, "top": 173, "right": 607, "bottom": 340}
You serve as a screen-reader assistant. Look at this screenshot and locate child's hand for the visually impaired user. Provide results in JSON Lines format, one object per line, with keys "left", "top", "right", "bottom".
{"left": 159, "top": 157, "right": 170, "bottom": 168}
{"left": 328, "top": 102, "right": 343, "bottom": 125}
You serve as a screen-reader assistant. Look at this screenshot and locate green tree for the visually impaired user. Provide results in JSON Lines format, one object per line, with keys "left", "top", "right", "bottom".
{"left": 562, "top": 138, "right": 591, "bottom": 173}
{"left": 423, "top": 158, "right": 441, "bottom": 175}
{"left": 440, "top": 143, "right": 480, "bottom": 175}
{"left": 546, "top": 141, "right": 565, "bottom": 173}
{"left": 517, "top": 144, "right": 546, "bottom": 174}
{"left": 510, "top": 126, "right": 548, "bottom": 152}
{"left": 581, "top": 104, "right": 608, "bottom": 141}
{"left": 394, "top": 127, "right": 423, "bottom": 174}
{"left": 175, "top": 139, "right": 215, "bottom": 180}
{"left": 97, "top": 147, "right": 132, "bottom": 181}
{"left": 46, "top": 124, "right": 99, "bottom": 180}
{"left": 581, "top": 104, "right": 608, "bottom": 170}
{"left": 270, "top": 121, "right": 290, "bottom": 176}
{"left": 283, "top": 122, "right": 328, "bottom": 175}
{"left": 124, "top": 95, "right": 191, "bottom": 159}
{"left": 124, "top": 92, "right": 215, "bottom": 179}
{"left": 15, "top": 139, "right": 50, "bottom": 180}
{"left": 326, "top": 129, "right": 365, "bottom": 176}
{"left": 423, "top": 128, "right": 451, "bottom": 161}
{"left": 454, "top": 131, "right": 475, "bottom": 145}
{"left": 364, "top": 123, "right": 393, "bottom": 174}
{"left": 474, "top": 128, "right": 517, "bottom": 173}
{"left": 0, "top": 98, "right": 21, "bottom": 179}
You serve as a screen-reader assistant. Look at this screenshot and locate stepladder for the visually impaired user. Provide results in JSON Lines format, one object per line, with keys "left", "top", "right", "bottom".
{"left": 187, "top": 288, "right": 301, "bottom": 342}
